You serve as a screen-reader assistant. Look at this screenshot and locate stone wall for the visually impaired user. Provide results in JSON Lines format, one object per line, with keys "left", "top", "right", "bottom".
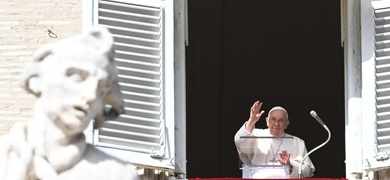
{"left": 0, "top": 0, "right": 82, "bottom": 135}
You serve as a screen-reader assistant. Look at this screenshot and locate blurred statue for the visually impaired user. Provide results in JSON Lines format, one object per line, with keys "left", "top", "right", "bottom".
{"left": 0, "top": 27, "right": 140, "bottom": 180}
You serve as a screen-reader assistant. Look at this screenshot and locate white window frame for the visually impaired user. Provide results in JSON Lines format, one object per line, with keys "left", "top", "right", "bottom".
{"left": 82, "top": 0, "right": 186, "bottom": 176}
{"left": 362, "top": 0, "right": 390, "bottom": 172}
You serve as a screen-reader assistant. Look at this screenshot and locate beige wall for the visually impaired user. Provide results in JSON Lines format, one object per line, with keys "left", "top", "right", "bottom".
{"left": 0, "top": 0, "right": 82, "bottom": 135}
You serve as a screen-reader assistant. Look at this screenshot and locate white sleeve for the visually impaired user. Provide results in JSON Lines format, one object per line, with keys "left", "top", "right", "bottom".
{"left": 289, "top": 138, "right": 315, "bottom": 178}
{"left": 234, "top": 122, "right": 256, "bottom": 164}
{"left": 290, "top": 160, "right": 314, "bottom": 178}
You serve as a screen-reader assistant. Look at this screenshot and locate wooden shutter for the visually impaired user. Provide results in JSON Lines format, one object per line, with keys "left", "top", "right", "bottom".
{"left": 374, "top": 1, "right": 390, "bottom": 161}
{"left": 89, "top": 0, "right": 176, "bottom": 170}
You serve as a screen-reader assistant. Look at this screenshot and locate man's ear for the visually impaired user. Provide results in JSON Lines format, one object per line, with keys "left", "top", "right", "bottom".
{"left": 19, "top": 46, "right": 52, "bottom": 97}
{"left": 285, "top": 119, "right": 290, "bottom": 127}
{"left": 265, "top": 117, "right": 270, "bottom": 126}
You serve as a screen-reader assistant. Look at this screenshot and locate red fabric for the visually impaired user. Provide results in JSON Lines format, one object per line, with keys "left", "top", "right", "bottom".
{"left": 188, "top": 178, "right": 347, "bottom": 180}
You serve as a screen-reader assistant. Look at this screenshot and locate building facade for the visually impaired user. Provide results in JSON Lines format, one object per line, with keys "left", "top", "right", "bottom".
{"left": 3, "top": 0, "right": 390, "bottom": 180}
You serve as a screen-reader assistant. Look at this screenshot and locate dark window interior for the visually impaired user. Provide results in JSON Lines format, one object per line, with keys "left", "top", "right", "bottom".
{"left": 185, "top": 0, "right": 345, "bottom": 178}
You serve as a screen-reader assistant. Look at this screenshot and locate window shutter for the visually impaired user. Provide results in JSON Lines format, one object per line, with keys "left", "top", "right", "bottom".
{"left": 374, "top": 1, "right": 390, "bottom": 161}
{"left": 87, "top": 0, "right": 176, "bottom": 170}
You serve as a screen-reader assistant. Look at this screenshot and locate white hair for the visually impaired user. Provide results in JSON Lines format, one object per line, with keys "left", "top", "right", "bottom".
{"left": 268, "top": 106, "right": 289, "bottom": 119}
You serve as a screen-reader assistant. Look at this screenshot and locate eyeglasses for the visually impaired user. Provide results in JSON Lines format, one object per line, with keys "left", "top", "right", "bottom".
{"left": 269, "top": 119, "right": 287, "bottom": 124}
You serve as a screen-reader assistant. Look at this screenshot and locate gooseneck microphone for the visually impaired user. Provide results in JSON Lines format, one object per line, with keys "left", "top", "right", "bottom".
{"left": 310, "top": 110, "right": 325, "bottom": 126}
{"left": 298, "top": 110, "right": 331, "bottom": 178}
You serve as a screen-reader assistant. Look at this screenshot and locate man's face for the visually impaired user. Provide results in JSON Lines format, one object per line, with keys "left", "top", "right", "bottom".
{"left": 266, "top": 109, "right": 290, "bottom": 136}
{"left": 37, "top": 50, "right": 116, "bottom": 135}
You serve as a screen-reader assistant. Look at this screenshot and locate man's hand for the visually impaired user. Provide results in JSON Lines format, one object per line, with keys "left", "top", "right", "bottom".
{"left": 278, "top": 150, "right": 291, "bottom": 165}
{"left": 245, "top": 101, "right": 265, "bottom": 132}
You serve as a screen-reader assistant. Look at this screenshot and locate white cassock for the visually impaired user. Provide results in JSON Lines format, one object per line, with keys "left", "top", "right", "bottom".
{"left": 234, "top": 123, "right": 315, "bottom": 179}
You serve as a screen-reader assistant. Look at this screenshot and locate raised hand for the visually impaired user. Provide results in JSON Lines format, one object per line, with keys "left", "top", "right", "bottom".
{"left": 245, "top": 101, "right": 265, "bottom": 132}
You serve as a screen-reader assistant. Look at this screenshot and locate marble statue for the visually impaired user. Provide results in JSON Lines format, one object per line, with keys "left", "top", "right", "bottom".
{"left": 0, "top": 27, "right": 140, "bottom": 180}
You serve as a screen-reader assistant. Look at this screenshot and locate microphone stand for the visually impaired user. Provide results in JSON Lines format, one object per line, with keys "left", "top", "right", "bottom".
{"left": 298, "top": 111, "right": 331, "bottom": 178}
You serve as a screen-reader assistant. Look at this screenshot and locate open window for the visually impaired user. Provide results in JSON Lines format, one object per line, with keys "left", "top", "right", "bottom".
{"left": 362, "top": 0, "right": 390, "bottom": 171}
{"left": 83, "top": 0, "right": 186, "bottom": 176}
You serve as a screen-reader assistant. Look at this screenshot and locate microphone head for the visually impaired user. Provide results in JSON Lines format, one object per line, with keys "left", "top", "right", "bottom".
{"left": 310, "top": 110, "right": 317, "bottom": 117}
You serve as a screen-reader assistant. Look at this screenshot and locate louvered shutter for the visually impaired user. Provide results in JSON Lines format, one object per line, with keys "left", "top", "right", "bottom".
{"left": 374, "top": 1, "right": 390, "bottom": 160}
{"left": 86, "top": 0, "right": 176, "bottom": 170}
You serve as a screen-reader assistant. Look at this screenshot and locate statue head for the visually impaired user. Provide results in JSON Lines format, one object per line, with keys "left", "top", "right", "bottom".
{"left": 19, "top": 27, "right": 124, "bottom": 135}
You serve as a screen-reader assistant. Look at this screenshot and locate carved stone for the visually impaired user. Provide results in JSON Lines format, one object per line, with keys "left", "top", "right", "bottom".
{"left": 0, "top": 27, "right": 140, "bottom": 180}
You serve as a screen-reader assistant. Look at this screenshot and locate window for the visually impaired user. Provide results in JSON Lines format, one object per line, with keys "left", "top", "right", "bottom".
{"left": 83, "top": 0, "right": 186, "bottom": 174}
{"left": 362, "top": 0, "right": 390, "bottom": 171}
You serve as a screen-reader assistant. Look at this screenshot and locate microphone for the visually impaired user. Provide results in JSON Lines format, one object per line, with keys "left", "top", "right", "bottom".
{"left": 310, "top": 110, "right": 325, "bottom": 126}
{"left": 298, "top": 110, "right": 331, "bottom": 178}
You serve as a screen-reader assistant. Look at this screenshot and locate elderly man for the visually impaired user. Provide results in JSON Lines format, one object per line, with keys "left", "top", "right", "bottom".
{"left": 0, "top": 27, "right": 139, "bottom": 180}
{"left": 234, "top": 101, "right": 315, "bottom": 178}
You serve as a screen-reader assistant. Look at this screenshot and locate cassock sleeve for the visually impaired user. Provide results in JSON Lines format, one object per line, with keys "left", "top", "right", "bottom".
{"left": 289, "top": 138, "right": 315, "bottom": 178}
{"left": 234, "top": 122, "right": 256, "bottom": 164}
